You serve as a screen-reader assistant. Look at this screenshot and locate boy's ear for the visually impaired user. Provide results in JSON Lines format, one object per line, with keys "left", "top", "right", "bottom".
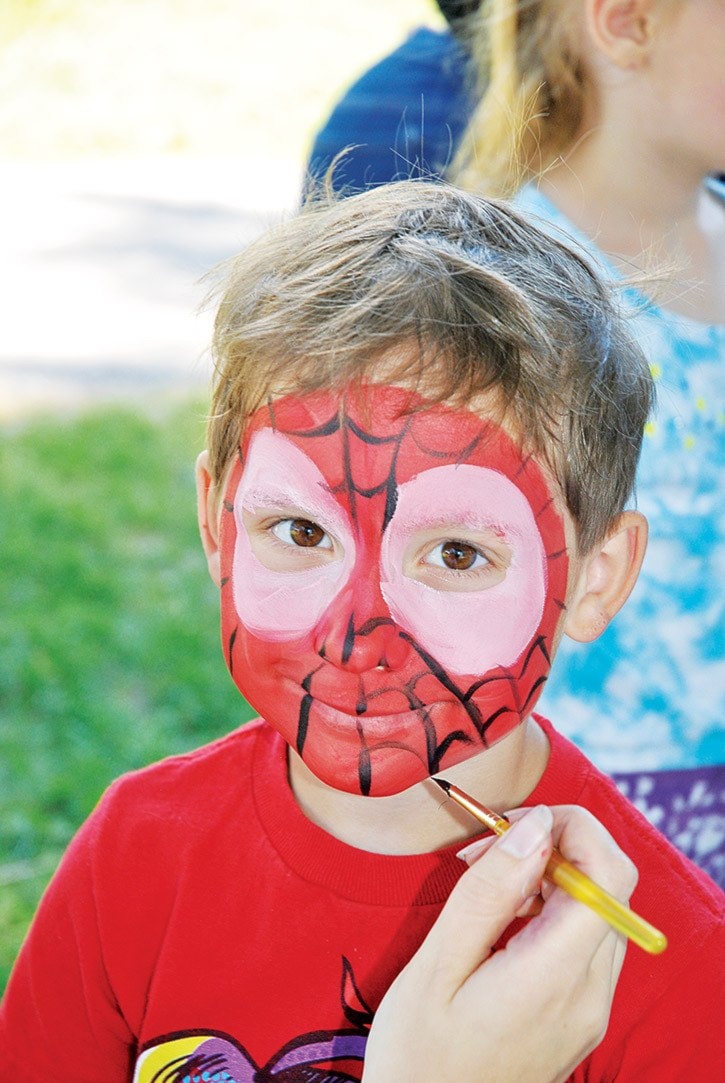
{"left": 195, "top": 450, "right": 222, "bottom": 588}
{"left": 564, "top": 511, "right": 647, "bottom": 643}
{"left": 586, "top": 0, "right": 657, "bottom": 69}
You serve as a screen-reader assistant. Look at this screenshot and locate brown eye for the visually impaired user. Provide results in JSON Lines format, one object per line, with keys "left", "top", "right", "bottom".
{"left": 270, "top": 517, "right": 333, "bottom": 551}
{"left": 440, "top": 541, "right": 480, "bottom": 570}
{"left": 289, "top": 518, "right": 326, "bottom": 547}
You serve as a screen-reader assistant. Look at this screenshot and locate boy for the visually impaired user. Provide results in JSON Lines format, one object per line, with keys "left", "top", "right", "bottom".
{"left": 1, "top": 182, "right": 722, "bottom": 1079}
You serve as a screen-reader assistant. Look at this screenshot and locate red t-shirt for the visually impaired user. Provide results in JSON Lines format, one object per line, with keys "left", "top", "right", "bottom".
{"left": 1, "top": 716, "right": 723, "bottom": 1080}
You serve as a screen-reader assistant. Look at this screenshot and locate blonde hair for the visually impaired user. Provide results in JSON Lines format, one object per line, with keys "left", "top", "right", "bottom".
{"left": 452, "top": 0, "right": 584, "bottom": 196}
{"left": 206, "top": 180, "right": 652, "bottom": 553}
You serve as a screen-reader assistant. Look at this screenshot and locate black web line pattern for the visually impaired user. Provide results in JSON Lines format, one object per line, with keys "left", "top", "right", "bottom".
{"left": 229, "top": 402, "right": 567, "bottom": 795}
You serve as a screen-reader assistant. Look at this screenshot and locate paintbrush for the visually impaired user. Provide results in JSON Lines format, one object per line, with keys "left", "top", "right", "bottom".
{"left": 433, "top": 777, "right": 667, "bottom": 955}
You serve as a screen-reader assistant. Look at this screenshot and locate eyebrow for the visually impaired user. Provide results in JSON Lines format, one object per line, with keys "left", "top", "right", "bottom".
{"left": 393, "top": 510, "right": 523, "bottom": 537}
{"left": 239, "top": 481, "right": 347, "bottom": 526}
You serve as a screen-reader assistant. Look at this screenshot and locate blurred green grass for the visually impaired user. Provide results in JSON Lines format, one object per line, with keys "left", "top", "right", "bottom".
{"left": 0, "top": 0, "right": 444, "bottom": 998}
{"left": 0, "top": 402, "right": 255, "bottom": 991}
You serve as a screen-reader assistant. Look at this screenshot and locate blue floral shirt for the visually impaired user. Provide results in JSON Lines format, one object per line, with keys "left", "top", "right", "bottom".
{"left": 516, "top": 186, "right": 725, "bottom": 773}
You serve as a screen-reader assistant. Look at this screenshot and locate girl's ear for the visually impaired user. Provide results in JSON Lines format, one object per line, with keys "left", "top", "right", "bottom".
{"left": 195, "top": 450, "right": 222, "bottom": 588}
{"left": 587, "top": 0, "right": 657, "bottom": 69}
{"left": 564, "top": 511, "right": 647, "bottom": 643}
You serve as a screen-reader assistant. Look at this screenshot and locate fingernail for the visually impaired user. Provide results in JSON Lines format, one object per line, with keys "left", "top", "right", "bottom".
{"left": 498, "top": 805, "right": 553, "bottom": 859}
{"left": 455, "top": 837, "right": 490, "bottom": 865}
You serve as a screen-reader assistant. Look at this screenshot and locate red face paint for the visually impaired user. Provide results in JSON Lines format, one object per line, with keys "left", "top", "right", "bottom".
{"left": 219, "top": 385, "right": 568, "bottom": 796}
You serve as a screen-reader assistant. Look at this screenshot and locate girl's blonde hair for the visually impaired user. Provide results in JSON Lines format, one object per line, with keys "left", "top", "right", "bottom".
{"left": 452, "top": 0, "right": 584, "bottom": 197}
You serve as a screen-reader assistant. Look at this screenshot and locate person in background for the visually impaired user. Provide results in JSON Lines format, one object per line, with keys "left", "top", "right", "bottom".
{"left": 307, "top": 2, "right": 475, "bottom": 193}
{"left": 305, "top": 0, "right": 725, "bottom": 885}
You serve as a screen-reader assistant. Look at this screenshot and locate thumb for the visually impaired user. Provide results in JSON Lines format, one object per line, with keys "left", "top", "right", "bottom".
{"left": 417, "top": 805, "right": 554, "bottom": 995}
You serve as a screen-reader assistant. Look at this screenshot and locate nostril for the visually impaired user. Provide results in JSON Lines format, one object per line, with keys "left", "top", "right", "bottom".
{"left": 316, "top": 610, "right": 409, "bottom": 673}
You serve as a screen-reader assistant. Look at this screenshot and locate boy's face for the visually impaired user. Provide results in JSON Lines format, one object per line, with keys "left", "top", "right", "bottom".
{"left": 218, "top": 384, "right": 568, "bottom": 797}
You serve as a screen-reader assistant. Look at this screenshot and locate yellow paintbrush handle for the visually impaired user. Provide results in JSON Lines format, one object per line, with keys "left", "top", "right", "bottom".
{"left": 432, "top": 778, "right": 668, "bottom": 955}
{"left": 545, "top": 850, "right": 668, "bottom": 954}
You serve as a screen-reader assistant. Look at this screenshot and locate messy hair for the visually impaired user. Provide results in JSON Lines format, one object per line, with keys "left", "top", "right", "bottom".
{"left": 207, "top": 180, "right": 652, "bottom": 553}
{"left": 452, "top": 0, "right": 584, "bottom": 196}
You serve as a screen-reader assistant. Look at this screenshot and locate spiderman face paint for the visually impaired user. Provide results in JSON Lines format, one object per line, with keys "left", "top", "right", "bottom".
{"left": 219, "top": 385, "right": 568, "bottom": 797}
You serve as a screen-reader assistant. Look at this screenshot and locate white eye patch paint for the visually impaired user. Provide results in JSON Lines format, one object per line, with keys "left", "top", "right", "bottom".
{"left": 233, "top": 435, "right": 547, "bottom": 673}
{"left": 380, "top": 464, "right": 547, "bottom": 676}
{"left": 232, "top": 428, "right": 355, "bottom": 641}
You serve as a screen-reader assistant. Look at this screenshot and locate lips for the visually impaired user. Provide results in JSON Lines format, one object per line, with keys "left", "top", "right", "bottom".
{"left": 310, "top": 698, "right": 424, "bottom": 737}
{"left": 275, "top": 661, "right": 461, "bottom": 719}
{"left": 296, "top": 693, "right": 483, "bottom": 796}
{"left": 282, "top": 670, "right": 486, "bottom": 750}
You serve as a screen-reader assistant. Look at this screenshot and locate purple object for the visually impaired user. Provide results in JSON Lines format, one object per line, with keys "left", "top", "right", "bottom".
{"left": 612, "top": 765, "right": 725, "bottom": 888}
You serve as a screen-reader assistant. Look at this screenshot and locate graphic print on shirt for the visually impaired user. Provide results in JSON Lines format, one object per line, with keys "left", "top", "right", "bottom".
{"left": 132, "top": 956, "right": 372, "bottom": 1082}
{"left": 219, "top": 384, "right": 569, "bottom": 798}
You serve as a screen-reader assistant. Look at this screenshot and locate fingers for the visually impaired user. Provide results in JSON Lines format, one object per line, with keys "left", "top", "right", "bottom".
{"left": 549, "top": 805, "right": 639, "bottom": 901}
{"left": 502, "top": 805, "right": 639, "bottom": 965}
{"left": 415, "top": 806, "right": 554, "bottom": 996}
{"left": 456, "top": 822, "right": 546, "bottom": 918}
{"left": 420, "top": 803, "right": 640, "bottom": 1005}
{"left": 503, "top": 805, "right": 638, "bottom": 904}
{"left": 516, "top": 892, "right": 544, "bottom": 918}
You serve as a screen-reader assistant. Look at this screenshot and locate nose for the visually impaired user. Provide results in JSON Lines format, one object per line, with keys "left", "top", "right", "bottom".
{"left": 315, "top": 584, "right": 410, "bottom": 673}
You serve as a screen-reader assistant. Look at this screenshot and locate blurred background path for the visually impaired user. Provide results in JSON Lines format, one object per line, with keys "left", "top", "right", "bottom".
{"left": 0, "top": 156, "right": 297, "bottom": 420}
{"left": 0, "top": 0, "right": 440, "bottom": 422}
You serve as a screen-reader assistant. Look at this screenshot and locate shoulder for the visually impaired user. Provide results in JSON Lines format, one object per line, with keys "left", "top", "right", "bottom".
{"left": 581, "top": 760, "right": 721, "bottom": 920}
{"left": 593, "top": 770, "right": 724, "bottom": 976}
{"left": 341, "top": 27, "right": 466, "bottom": 86}
{"left": 539, "top": 722, "right": 725, "bottom": 1077}
{"left": 598, "top": 798, "right": 724, "bottom": 1079}
{"left": 537, "top": 717, "right": 723, "bottom": 950}
{"left": 49, "top": 719, "right": 280, "bottom": 948}
{"left": 514, "top": 186, "right": 725, "bottom": 340}
{"left": 307, "top": 27, "right": 472, "bottom": 194}
{"left": 87, "top": 718, "right": 271, "bottom": 852}
{"left": 513, "top": 185, "right": 587, "bottom": 239}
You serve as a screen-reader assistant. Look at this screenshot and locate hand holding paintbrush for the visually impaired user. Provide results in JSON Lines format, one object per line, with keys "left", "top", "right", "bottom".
{"left": 363, "top": 803, "right": 640, "bottom": 1083}
{"left": 433, "top": 778, "right": 667, "bottom": 955}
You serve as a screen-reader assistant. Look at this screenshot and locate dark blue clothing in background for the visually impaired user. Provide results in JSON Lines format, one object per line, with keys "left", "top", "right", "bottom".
{"left": 306, "top": 28, "right": 473, "bottom": 194}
